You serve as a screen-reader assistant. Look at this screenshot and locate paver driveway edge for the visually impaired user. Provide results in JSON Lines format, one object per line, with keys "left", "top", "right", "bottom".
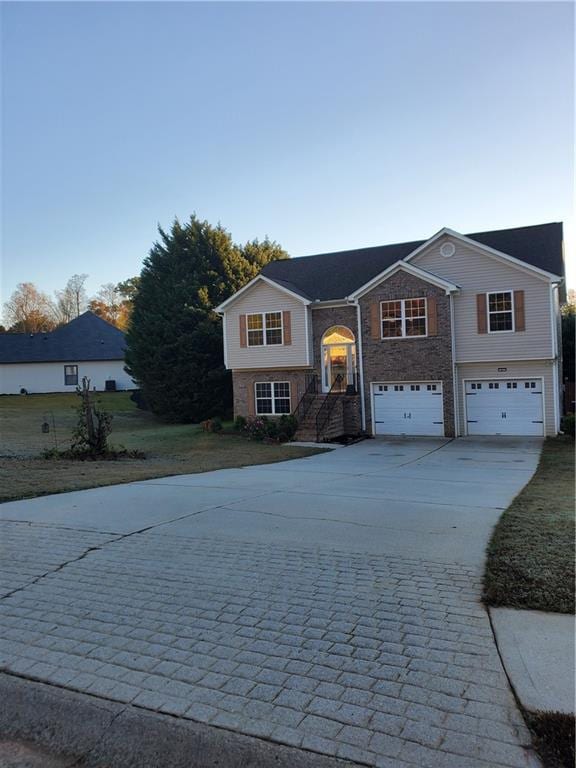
{"left": 0, "top": 673, "right": 355, "bottom": 768}
{"left": 0, "top": 438, "right": 545, "bottom": 768}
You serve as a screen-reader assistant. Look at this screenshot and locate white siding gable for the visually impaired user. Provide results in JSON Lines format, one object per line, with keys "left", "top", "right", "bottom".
{"left": 411, "top": 238, "right": 554, "bottom": 362}
{"left": 224, "top": 281, "right": 310, "bottom": 370}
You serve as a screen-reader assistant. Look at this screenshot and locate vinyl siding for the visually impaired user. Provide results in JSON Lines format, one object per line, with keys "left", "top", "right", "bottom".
{"left": 411, "top": 239, "right": 555, "bottom": 362}
{"left": 457, "top": 360, "right": 556, "bottom": 436}
{"left": 224, "top": 281, "right": 309, "bottom": 370}
{"left": 0, "top": 360, "right": 135, "bottom": 395}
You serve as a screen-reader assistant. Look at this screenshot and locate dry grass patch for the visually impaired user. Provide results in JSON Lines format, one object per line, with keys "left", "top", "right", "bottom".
{"left": 0, "top": 393, "right": 325, "bottom": 502}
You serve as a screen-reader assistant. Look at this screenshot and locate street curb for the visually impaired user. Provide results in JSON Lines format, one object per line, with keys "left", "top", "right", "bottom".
{"left": 0, "top": 674, "right": 353, "bottom": 768}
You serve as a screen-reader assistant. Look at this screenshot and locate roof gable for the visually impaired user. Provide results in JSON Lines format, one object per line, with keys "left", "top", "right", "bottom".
{"left": 0, "top": 312, "right": 126, "bottom": 364}
{"left": 405, "top": 227, "right": 562, "bottom": 281}
{"left": 215, "top": 275, "right": 311, "bottom": 313}
{"left": 260, "top": 223, "right": 564, "bottom": 302}
{"left": 348, "top": 262, "right": 459, "bottom": 299}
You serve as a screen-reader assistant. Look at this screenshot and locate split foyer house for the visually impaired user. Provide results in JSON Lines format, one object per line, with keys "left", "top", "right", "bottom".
{"left": 217, "top": 223, "right": 565, "bottom": 440}
{"left": 0, "top": 311, "right": 135, "bottom": 395}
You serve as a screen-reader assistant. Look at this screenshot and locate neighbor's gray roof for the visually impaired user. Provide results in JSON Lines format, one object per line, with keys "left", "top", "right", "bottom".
{"left": 261, "top": 223, "right": 564, "bottom": 302}
{"left": 0, "top": 312, "right": 126, "bottom": 364}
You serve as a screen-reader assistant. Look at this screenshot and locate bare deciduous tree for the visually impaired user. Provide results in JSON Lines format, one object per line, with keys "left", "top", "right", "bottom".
{"left": 3, "top": 282, "right": 56, "bottom": 333}
{"left": 67, "top": 273, "right": 89, "bottom": 318}
{"left": 53, "top": 273, "right": 89, "bottom": 324}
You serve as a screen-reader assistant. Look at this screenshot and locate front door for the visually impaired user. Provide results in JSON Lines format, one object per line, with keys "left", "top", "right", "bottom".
{"left": 322, "top": 343, "right": 356, "bottom": 392}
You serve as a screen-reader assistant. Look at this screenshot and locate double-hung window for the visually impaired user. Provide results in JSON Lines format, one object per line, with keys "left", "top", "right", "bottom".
{"left": 64, "top": 365, "right": 78, "bottom": 386}
{"left": 487, "top": 291, "right": 513, "bottom": 332}
{"left": 381, "top": 298, "right": 427, "bottom": 338}
{"left": 247, "top": 312, "right": 283, "bottom": 346}
{"left": 255, "top": 382, "right": 291, "bottom": 415}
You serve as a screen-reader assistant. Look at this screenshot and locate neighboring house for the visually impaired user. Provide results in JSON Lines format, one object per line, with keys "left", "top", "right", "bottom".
{"left": 216, "top": 223, "right": 565, "bottom": 440}
{"left": 0, "top": 311, "right": 135, "bottom": 395}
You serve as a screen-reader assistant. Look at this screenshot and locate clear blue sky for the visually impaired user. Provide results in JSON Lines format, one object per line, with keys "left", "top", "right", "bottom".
{"left": 1, "top": 1, "right": 574, "bottom": 308}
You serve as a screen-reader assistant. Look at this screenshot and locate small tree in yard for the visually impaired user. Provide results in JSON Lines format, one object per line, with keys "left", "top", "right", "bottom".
{"left": 72, "top": 377, "right": 112, "bottom": 455}
{"left": 125, "top": 215, "right": 288, "bottom": 422}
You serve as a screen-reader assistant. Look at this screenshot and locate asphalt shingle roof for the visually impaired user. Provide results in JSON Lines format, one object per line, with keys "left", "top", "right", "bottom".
{"left": 261, "top": 223, "right": 564, "bottom": 301}
{"left": 0, "top": 312, "right": 126, "bottom": 364}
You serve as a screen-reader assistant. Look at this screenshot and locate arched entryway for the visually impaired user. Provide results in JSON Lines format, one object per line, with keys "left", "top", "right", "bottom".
{"left": 321, "top": 326, "right": 357, "bottom": 393}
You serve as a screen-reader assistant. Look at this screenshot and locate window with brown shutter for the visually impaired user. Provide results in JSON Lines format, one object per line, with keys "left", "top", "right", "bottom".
{"left": 514, "top": 290, "right": 525, "bottom": 331}
{"left": 487, "top": 292, "right": 514, "bottom": 332}
{"left": 476, "top": 294, "right": 488, "bottom": 334}
{"left": 282, "top": 311, "right": 292, "bottom": 345}
{"left": 239, "top": 314, "right": 247, "bottom": 347}
{"left": 427, "top": 296, "right": 438, "bottom": 336}
{"left": 379, "top": 298, "right": 427, "bottom": 338}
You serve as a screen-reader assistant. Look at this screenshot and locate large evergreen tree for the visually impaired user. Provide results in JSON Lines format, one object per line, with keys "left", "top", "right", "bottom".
{"left": 125, "top": 215, "right": 288, "bottom": 422}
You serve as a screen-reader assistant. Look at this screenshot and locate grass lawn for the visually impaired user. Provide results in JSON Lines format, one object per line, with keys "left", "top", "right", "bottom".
{"left": 0, "top": 392, "right": 325, "bottom": 503}
{"left": 483, "top": 436, "right": 575, "bottom": 614}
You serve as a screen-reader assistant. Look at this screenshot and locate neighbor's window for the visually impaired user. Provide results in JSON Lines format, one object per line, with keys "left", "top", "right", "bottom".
{"left": 247, "top": 312, "right": 283, "bottom": 346}
{"left": 381, "top": 298, "right": 427, "bottom": 338}
{"left": 64, "top": 365, "right": 78, "bottom": 386}
{"left": 488, "top": 291, "right": 513, "bottom": 332}
{"left": 255, "top": 382, "right": 291, "bottom": 415}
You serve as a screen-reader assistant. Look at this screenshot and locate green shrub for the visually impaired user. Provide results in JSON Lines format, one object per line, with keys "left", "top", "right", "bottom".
{"left": 233, "top": 415, "right": 247, "bottom": 432}
{"left": 279, "top": 414, "right": 298, "bottom": 441}
{"left": 561, "top": 413, "right": 575, "bottom": 437}
{"left": 242, "top": 414, "right": 298, "bottom": 442}
{"left": 244, "top": 416, "right": 268, "bottom": 440}
{"left": 265, "top": 420, "right": 279, "bottom": 440}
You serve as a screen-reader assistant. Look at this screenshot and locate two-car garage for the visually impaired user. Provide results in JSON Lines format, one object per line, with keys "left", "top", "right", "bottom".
{"left": 371, "top": 376, "right": 546, "bottom": 436}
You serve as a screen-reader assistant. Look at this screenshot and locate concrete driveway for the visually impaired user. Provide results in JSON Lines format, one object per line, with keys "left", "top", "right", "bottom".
{"left": 0, "top": 437, "right": 543, "bottom": 767}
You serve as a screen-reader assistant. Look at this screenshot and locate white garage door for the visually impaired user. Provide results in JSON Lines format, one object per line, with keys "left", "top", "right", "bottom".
{"left": 465, "top": 379, "right": 544, "bottom": 436}
{"left": 372, "top": 382, "right": 444, "bottom": 436}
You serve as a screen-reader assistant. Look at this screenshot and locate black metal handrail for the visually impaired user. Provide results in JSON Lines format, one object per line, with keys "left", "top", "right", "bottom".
{"left": 315, "top": 374, "right": 344, "bottom": 442}
{"left": 292, "top": 373, "right": 318, "bottom": 423}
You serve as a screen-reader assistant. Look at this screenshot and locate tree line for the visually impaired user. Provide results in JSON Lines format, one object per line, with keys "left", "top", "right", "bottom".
{"left": 4, "top": 214, "right": 288, "bottom": 423}
{"left": 2, "top": 275, "right": 140, "bottom": 333}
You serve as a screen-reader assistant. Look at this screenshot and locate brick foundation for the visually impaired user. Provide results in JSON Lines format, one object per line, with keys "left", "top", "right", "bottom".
{"left": 232, "top": 369, "right": 312, "bottom": 419}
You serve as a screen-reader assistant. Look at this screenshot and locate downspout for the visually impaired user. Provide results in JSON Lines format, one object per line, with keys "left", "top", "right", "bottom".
{"left": 348, "top": 298, "right": 366, "bottom": 432}
{"left": 550, "top": 282, "right": 560, "bottom": 433}
{"left": 449, "top": 293, "right": 459, "bottom": 437}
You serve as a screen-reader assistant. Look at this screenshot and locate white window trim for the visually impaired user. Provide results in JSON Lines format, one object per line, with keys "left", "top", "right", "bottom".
{"left": 246, "top": 311, "right": 284, "bottom": 347}
{"left": 380, "top": 298, "right": 428, "bottom": 340}
{"left": 64, "top": 364, "right": 78, "bottom": 386}
{"left": 486, "top": 290, "right": 515, "bottom": 334}
{"left": 254, "top": 381, "right": 291, "bottom": 416}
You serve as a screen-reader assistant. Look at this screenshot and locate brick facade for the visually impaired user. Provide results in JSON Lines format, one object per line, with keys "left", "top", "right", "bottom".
{"left": 311, "top": 305, "right": 358, "bottom": 378}
{"left": 232, "top": 369, "right": 311, "bottom": 419}
{"left": 358, "top": 271, "right": 455, "bottom": 436}
{"left": 231, "top": 273, "right": 455, "bottom": 437}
